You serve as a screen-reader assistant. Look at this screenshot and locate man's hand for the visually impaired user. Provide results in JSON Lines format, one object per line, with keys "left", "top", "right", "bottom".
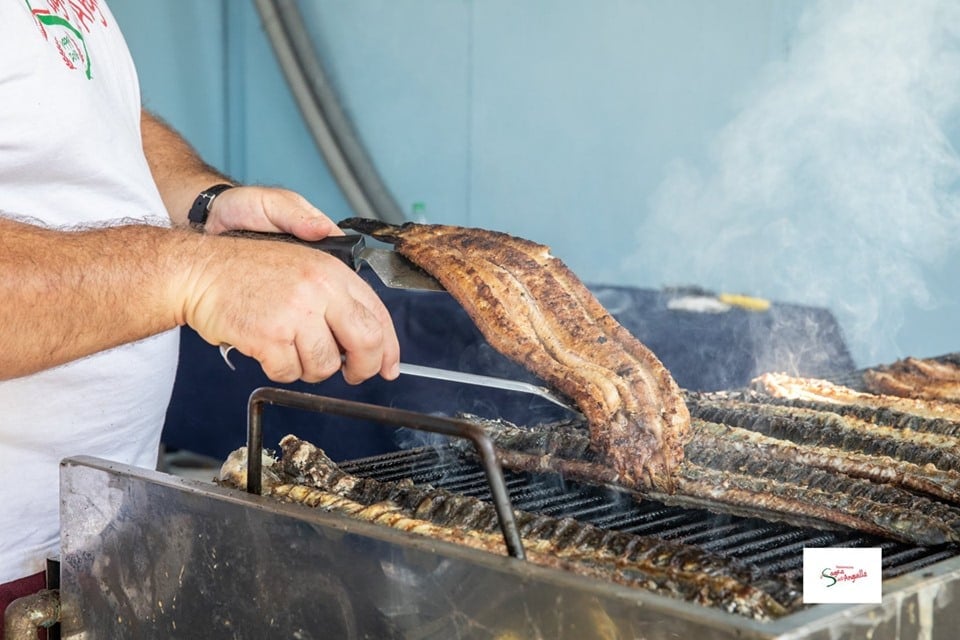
{"left": 141, "top": 110, "right": 341, "bottom": 241}
{"left": 176, "top": 233, "right": 400, "bottom": 384}
{"left": 0, "top": 217, "right": 399, "bottom": 386}
{"left": 138, "top": 109, "right": 398, "bottom": 384}
{"left": 192, "top": 186, "right": 400, "bottom": 383}
{"left": 202, "top": 186, "right": 343, "bottom": 240}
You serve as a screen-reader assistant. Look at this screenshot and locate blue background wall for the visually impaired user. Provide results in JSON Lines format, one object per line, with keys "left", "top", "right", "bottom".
{"left": 109, "top": 1, "right": 960, "bottom": 369}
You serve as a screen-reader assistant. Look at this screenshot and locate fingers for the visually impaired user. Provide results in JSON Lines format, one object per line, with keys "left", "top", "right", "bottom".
{"left": 260, "top": 190, "right": 343, "bottom": 240}
{"left": 184, "top": 239, "right": 399, "bottom": 386}
{"left": 256, "top": 325, "right": 342, "bottom": 384}
{"left": 326, "top": 297, "right": 399, "bottom": 385}
{"left": 205, "top": 186, "right": 342, "bottom": 240}
{"left": 341, "top": 278, "right": 401, "bottom": 381}
{"left": 257, "top": 294, "right": 398, "bottom": 386}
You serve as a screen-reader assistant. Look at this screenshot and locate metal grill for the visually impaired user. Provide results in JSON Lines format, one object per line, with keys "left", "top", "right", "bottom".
{"left": 341, "top": 445, "right": 959, "bottom": 590}
{"left": 57, "top": 364, "right": 960, "bottom": 639}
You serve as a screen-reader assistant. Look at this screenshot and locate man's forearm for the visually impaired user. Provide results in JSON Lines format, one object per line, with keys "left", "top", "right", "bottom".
{"left": 3, "top": 112, "right": 401, "bottom": 385}
{"left": 140, "top": 109, "right": 233, "bottom": 226}
{"left": 0, "top": 216, "right": 195, "bottom": 380}
{"left": 1, "top": 210, "right": 400, "bottom": 385}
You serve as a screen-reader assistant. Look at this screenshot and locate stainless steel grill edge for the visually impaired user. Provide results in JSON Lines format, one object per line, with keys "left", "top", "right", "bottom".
{"left": 58, "top": 451, "right": 960, "bottom": 639}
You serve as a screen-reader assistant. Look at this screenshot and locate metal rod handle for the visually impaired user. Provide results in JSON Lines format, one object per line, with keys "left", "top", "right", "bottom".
{"left": 245, "top": 387, "right": 526, "bottom": 560}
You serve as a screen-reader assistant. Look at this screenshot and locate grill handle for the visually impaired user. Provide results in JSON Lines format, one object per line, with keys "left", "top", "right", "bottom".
{"left": 244, "top": 387, "right": 527, "bottom": 560}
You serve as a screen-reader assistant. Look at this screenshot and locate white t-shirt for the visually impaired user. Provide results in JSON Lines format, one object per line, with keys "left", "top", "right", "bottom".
{"left": 0, "top": 0, "right": 179, "bottom": 583}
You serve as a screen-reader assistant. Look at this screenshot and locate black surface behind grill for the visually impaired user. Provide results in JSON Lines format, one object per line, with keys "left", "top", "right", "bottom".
{"left": 341, "top": 445, "right": 958, "bottom": 589}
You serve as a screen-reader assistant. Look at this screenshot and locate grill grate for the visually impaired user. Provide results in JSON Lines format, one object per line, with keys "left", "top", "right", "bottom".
{"left": 340, "top": 446, "right": 957, "bottom": 584}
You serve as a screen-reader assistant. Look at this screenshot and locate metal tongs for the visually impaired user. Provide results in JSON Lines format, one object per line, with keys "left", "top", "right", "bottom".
{"left": 218, "top": 345, "right": 579, "bottom": 414}
{"left": 400, "top": 362, "right": 577, "bottom": 413}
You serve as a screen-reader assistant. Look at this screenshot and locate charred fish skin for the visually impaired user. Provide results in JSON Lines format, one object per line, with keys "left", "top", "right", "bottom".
{"left": 692, "top": 419, "right": 960, "bottom": 505}
{"left": 338, "top": 217, "right": 690, "bottom": 491}
{"left": 472, "top": 413, "right": 960, "bottom": 508}
{"left": 704, "top": 388, "right": 960, "bottom": 439}
{"left": 268, "top": 435, "right": 800, "bottom": 619}
{"left": 864, "top": 357, "right": 960, "bottom": 403}
{"left": 268, "top": 482, "right": 795, "bottom": 620}
{"left": 752, "top": 372, "right": 960, "bottom": 424}
{"left": 462, "top": 417, "right": 960, "bottom": 546}
{"left": 686, "top": 396, "right": 960, "bottom": 473}
{"left": 684, "top": 434, "right": 960, "bottom": 544}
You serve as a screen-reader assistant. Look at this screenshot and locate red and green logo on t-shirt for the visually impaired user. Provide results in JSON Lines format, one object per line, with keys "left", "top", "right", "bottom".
{"left": 25, "top": 0, "right": 109, "bottom": 80}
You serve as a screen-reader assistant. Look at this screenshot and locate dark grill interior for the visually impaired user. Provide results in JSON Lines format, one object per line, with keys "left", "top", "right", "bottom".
{"left": 341, "top": 445, "right": 958, "bottom": 589}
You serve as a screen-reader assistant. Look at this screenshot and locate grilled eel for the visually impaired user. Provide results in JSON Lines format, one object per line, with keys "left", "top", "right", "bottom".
{"left": 338, "top": 218, "right": 690, "bottom": 490}
{"left": 458, "top": 416, "right": 960, "bottom": 546}
{"left": 727, "top": 388, "right": 960, "bottom": 439}
{"left": 863, "top": 357, "right": 960, "bottom": 403}
{"left": 689, "top": 412, "right": 960, "bottom": 504}
{"left": 687, "top": 394, "right": 960, "bottom": 474}
{"left": 218, "top": 436, "right": 801, "bottom": 620}
{"left": 753, "top": 372, "right": 960, "bottom": 424}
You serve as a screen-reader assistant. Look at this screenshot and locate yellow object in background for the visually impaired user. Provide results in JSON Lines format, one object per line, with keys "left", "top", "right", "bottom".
{"left": 717, "top": 293, "right": 771, "bottom": 312}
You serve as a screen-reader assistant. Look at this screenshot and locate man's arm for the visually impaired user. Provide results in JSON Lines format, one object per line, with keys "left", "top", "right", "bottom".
{"left": 140, "top": 110, "right": 340, "bottom": 239}
{"left": 0, "top": 215, "right": 400, "bottom": 384}
{"left": 140, "top": 109, "right": 231, "bottom": 226}
{"left": 0, "top": 109, "right": 401, "bottom": 384}
{"left": 0, "top": 216, "right": 193, "bottom": 379}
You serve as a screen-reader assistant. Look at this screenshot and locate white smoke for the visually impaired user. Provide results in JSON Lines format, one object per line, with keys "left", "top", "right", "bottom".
{"left": 628, "top": 0, "right": 960, "bottom": 366}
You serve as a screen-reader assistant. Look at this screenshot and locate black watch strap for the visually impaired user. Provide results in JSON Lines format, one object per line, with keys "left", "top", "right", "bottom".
{"left": 187, "top": 183, "right": 235, "bottom": 228}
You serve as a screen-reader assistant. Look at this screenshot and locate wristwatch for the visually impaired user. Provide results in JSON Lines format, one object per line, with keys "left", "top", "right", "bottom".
{"left": 187, "top": 183, "right": 235, "bottom": 228}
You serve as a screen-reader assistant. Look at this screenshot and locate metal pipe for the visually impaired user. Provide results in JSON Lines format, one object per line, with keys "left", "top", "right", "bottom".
{"left": 3, "top": 589, "right": 59, "bottom": 640}
{"left": 252, "top": 0, "right": 406, "bottom": 224}
{"left": 245, "top": 387, "right": 526, "bottom": 560}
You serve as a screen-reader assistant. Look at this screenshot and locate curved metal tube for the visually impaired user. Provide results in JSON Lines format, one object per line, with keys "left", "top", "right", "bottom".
{"left": 253, "top": 0, "right": 406, "bottom": 224}
{"left": 3, "top": 589, "right": 60, "bottom": 640}
{"left": 245, "top": 387, "right": 526, "bottom": 560}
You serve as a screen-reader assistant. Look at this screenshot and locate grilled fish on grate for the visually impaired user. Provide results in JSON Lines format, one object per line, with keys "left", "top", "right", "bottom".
{"left": 462, "top": 416, "right": 960, "bottom": 546}
{"left": 862, "top": 356, "right": 960, "bottom": 403}
{"left": 754, "top": 371, "right": 960, "bottom": 424}
{"left": 692, "top": 418, "right": 960, "bottom": 505}
{"left": 686, "top": 394, "right": 960, "bottom": 475}
{"left": 338, "top": 218, "right": 691, "bottom": 492}
{"left": 218, "top": 436, "right": 802, "bottom": 620}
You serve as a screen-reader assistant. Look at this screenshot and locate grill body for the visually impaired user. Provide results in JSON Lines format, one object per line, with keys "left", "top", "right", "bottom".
{"left": 59, "top": 455, "right": 960, "bottom": 639}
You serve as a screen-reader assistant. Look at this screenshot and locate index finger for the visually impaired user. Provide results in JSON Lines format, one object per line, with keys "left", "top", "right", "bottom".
{"left": 328, "top": 286, "right": 400, "bottom": 383}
